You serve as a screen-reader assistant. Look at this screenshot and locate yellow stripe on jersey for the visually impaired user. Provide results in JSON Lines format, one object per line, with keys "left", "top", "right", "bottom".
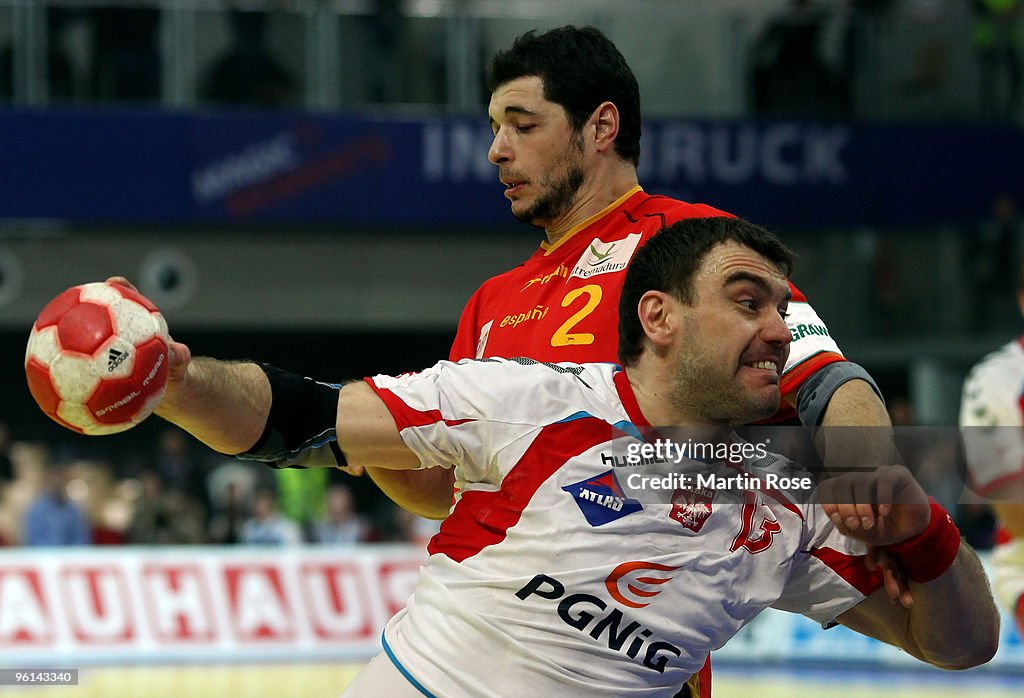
{"left": 541, "top": 185, "right": 644, "bottom": 256}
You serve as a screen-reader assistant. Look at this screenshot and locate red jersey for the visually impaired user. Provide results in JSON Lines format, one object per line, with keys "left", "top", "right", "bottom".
{"left": 450, "top": 187, "right": 846, "bottom": 420}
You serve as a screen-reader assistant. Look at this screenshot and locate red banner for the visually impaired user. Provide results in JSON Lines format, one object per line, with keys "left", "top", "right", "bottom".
{"left": 0, "top": 545, "right": 425, "bottom": 663}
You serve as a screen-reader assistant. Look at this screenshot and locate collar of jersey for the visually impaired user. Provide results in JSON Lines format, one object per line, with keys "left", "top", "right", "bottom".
{"left": 613, "top": 367, "right": 651, "bottom": 433}
{"left": 541, "top": 185, "right": 644, "bottom": 257}
{"left": 613, "top": 367, "right": 734, "bottom": 464}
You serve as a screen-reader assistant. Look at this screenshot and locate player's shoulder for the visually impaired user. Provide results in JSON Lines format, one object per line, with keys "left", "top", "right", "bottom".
{"left": 966, "top": 337, "right": 1024, "bottom": 387}
{"left": 464, "top": 257, "right": 536, "bottom": 298}
{"left": 961, "top": 337, "right": 1024, "bottom": 413}
{"left": 443, "top": 358, "right": 621, "bottom": 419}
{"left": 461, "top": 356, "right": 612, "bottom": 381}
{"left": 626, "top": 191, "right": 735, "bottom": 224}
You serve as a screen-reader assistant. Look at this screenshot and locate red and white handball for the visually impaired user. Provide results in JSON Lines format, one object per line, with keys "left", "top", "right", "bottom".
{"left": 25, "top": 282, "right": 170, "bottom": 435}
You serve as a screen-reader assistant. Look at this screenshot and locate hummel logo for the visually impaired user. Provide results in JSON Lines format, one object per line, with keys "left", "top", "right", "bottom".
{"left": 107, "top": 347, "right": 129, "bottom": 372}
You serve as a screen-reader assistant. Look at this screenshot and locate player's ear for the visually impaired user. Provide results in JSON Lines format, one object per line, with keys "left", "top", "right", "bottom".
{"left": 590, "top": 101, "right": 619, "bottom": 153}
{"left": 637, "top": 290, "right": 676, "bottom": 352}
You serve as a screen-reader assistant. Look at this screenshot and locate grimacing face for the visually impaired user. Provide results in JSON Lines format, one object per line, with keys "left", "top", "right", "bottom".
{"left": 669, "top": 242, "right": 792, "bottom": 427}
{"left": 487, "top": 76, "right": 587, "bottom": 228}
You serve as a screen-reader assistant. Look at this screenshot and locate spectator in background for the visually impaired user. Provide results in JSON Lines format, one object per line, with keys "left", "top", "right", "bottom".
{"left": 206, "top": 460, "right": 260, "bottom": 543}
{"left": 240, "top": 488, "right": 302, "bottom": 545}
{"left": 750, "top": 0, "right": 848, "bottom": 118}
{"left": 22, "top": 462, "right": 91, "bottom": 546}
{"left": 276, "top": 466, "right": 327, "bottom": 539}
{"left": 0, "top": 422, "right": 14, "bottom": 484}
{"left": 972, "top": 0, "right": 1024, "bottom": 121}
{"left": 127, "top": 470, "right": 206, "bottom": 545}
{"left": 90, "top": 6, "right": 161, "bottom": 101}
{"left": 156, "top": 427, "right": 209, "bottom": 519}
{"left": 965, "top": 193, "right": 1022, "bottom": 331}
{"left": 392, "top": 507, "right": 441, "bottom": 547}
{"left": 311, "top": 483, "right": 374, "bottom": 545}
{"left": 200, "top": 9, "right": 299, "bottom": 107}
{"left": 359, "top": 0, "right": 406, "bottom": 103}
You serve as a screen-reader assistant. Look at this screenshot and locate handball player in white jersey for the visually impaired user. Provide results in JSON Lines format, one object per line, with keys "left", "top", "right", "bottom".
{"left": 960, "top": 261, "right": 1024, "bottom": 635}
{"left": 132, "top": 216, "right": 998, "bottom": 696}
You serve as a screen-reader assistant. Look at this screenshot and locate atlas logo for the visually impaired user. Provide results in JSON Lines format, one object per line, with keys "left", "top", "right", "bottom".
{"left": 563, "top": 469, "right": 642, "bottom": 526}
{"left": 515, "top": 569, "right": 682, "bottom": 673}
{"left": 605, "top": 561, "right": 679, "bottom": 609}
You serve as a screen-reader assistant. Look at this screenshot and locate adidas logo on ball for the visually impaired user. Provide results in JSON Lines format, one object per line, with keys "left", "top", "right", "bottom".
{"left": 107, "top": 347, "right": 129, "bottom": 372}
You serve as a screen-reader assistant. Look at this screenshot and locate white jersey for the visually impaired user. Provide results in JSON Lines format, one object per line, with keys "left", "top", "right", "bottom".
{"left": 960, "top": 337, "right": 1024, "bottom": 613}
{"left": 367, "top": 358, "right": 879, "bottom": 697}
{"left": 960, "top": 337, "right": 1024, "bottom": 494}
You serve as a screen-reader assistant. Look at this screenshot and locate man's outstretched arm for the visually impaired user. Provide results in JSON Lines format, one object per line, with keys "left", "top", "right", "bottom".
{"left": 822, "top": 466, "right": 1000, "bottom": 670}
{"left": 152, "top": 342, "right": 421, "bottom": 472}
{"left": 154, "top": 345, "right": 271, "bottom": 456}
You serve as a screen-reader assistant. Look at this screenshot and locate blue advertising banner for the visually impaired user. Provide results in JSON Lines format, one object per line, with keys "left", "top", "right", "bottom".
{"left": 0, "top": 107, "right": 1016, "bottom": 228}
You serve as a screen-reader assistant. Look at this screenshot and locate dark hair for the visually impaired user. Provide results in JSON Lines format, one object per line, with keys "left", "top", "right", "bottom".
{"left": 486, "top": 26, "right": 641, "bottom": 166}
{"left": 617, "top": 217, "right": 795, "bottom": 366}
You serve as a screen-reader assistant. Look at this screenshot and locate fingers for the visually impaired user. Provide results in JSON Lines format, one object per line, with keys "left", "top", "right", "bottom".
{"left": 869, "top": 547, "right": 914, "bottom": 608}
{"left": 164, "top": 340, "right": 193, "bottom": 388}
{"left": 106, "top": 277, "right": 188, "bottom": 370}
{"left": 873, "top": 466, "right": 897, "bottom": 519}
{"left": 849, "top": 475, "right": 878, "bottom": 531}
{"left": 168, "top": 340, "right": 192, "bottom": 369}
{"left": 818, "top": 474, "right": 880, "bottom": 533}
{"left": 818, "top": 465, "right": 928, "bottom": 542}
{"left": 105, "top": 276, "right": 139, "bottom": 292}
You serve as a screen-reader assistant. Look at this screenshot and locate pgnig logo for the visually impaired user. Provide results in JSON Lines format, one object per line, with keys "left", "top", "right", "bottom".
{"left": 515, "top": 561, "right": 681, "bottom": 673}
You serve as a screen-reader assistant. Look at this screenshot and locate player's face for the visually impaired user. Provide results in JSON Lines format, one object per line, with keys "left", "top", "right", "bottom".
{"left": 487, "top": 76, "right": 587, "bottom": 228}
{"left": 670, "top": 242, "right": 792, "bottom": 426}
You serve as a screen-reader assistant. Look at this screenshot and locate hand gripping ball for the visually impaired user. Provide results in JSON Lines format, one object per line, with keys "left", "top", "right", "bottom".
{"left": 25, "top": 282, "right": 170, "bottom": 435}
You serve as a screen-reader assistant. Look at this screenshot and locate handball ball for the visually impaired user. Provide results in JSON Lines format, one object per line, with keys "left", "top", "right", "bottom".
{"left": 25, "top": 282, "right": 170, "bottom": 435}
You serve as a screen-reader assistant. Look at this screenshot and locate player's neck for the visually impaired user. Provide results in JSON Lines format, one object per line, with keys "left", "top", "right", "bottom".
{"left": 543, "top": 164, "right": 639, "bottom": 245}
{"left": 625, "top": 364, "right": 707, "bottom": 431}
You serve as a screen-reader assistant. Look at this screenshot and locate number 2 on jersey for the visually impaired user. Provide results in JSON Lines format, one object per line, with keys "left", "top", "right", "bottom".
{"left": 551, "top": 285, "right": 602, "bottom": 347}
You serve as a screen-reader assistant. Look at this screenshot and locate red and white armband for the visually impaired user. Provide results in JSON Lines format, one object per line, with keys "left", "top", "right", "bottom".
{"left": 883, "top": 499, "right": 961, "bottom": 584}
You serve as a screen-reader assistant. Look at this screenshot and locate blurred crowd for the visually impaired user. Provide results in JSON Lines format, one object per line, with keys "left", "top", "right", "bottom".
{"left": 0, "top": 414, "right": 997, "bottom": 551}
{"left": 3, "top": 1, "right": 1024, "bottom": 124}
{"left": 0, "top": 423, "right": 440, "bottom": 548}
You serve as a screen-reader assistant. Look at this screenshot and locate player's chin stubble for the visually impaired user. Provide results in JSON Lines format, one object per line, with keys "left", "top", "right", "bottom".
{"left": 515, "top": 163, "right": 586, "bottom": 227}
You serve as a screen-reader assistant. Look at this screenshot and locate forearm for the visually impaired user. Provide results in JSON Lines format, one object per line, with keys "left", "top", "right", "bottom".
{"left": 896, "top": 543, "right": 1000, "bottom": 669}
{"left": 837, "top": 503, "right": 1000, "bottom": 670}
{"left": 155, "top": 357, "right": 269, "bottom": 455}
{"left": 815, "top": 379, "right": 898, "bottom": 471}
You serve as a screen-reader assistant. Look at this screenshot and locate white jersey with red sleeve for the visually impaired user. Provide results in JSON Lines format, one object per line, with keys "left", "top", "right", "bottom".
{"left": 960, "top": 337, "right": 1024, "bottom": 494}
{"left": 448, "top": 187, "right": 845, "bottom": 422}
{"left": 959, "top": 336, "right": 1024, "bottom": 615}
{"left": 365, "top": 358, "right": 881, "bottom": 697}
